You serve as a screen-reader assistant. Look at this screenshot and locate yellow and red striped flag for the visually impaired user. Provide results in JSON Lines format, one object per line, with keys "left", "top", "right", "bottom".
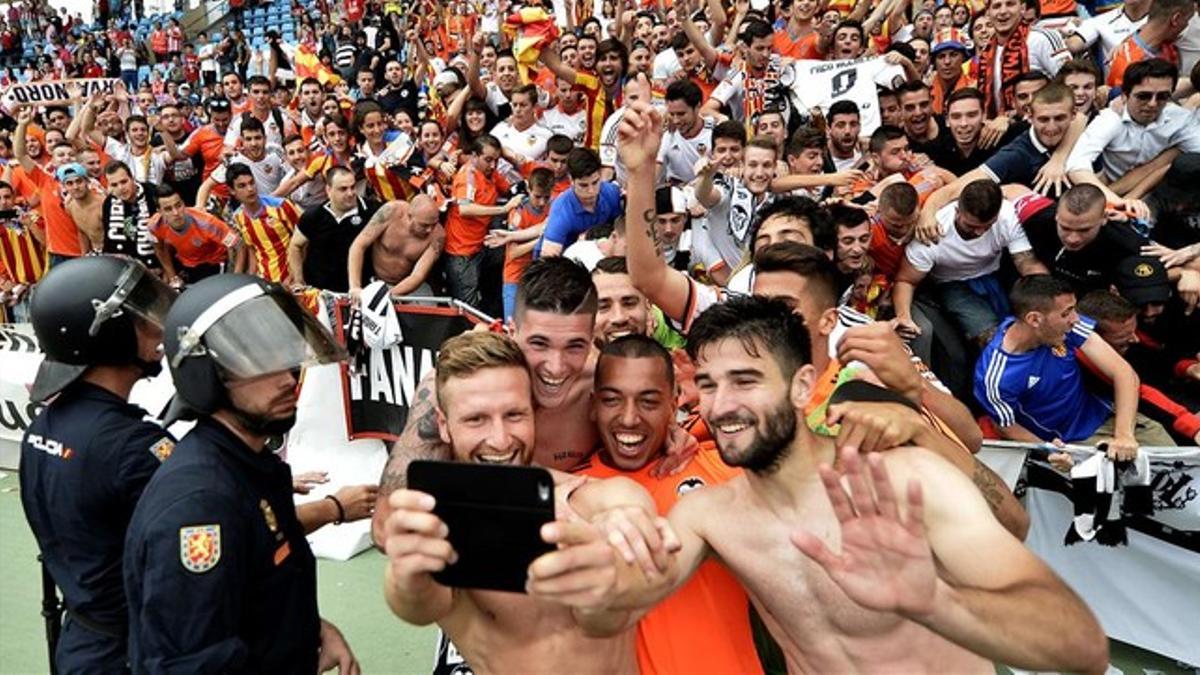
{"left": 502, "top": 7, "right": 560, "bottom": 84}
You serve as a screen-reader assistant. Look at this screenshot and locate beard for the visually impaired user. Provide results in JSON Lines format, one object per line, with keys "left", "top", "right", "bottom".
{"left": 710, "top": 396, "right": 798, "bottom": 476}
{"left": 231, "top": 406, "right": 298, "bottom": 436}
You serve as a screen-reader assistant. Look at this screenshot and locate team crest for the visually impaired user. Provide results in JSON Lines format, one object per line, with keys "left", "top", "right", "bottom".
{"left": 677, "top": 476, "right": 706, "bottom": 496}
{"left": 149, "top": 437, "right": 175, "bottom": 461}
{"left": 259, "top": 499, "right": 278, "bottom": 533}
{"left": 1051, "top": 343, "right": 1068, "bottom": 357}
{"left": 1134, "top": 263, "right": 1154, "bottom": 278}
{"left": 179, "top": 524, "right": 221, "bottom": 573}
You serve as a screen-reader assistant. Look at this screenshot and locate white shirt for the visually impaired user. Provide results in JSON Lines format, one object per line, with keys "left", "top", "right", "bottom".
{"left": 652, "top": 49, "right": 681, "bottom": 81}
{"left": 564, "top": 239, "right": 606, "bottom": 270}
{"left": 905, "top": 200, "right": 1030, "bottom": 282}
{"left": 831, "top": 148, "right": 864, "bottom": 172}
{"left": 1177, "top": 13, "right": 1200, "bottom": 75}
{"left": 224, "top": 110, "right": 292, "bottom": 151}
{"left": 210, "top": 150, "right": 288, "bottom": 195}
{"left": 492, "top": 119, "right": 553, "bottom": 160}
{"left": 540, "top": 107, "right": 586, "bottom": 144}
{"left": 1069, "top": 7, "right": 1146, "bottom": 66}
{"left": 104, "top": 137, "right": 167, "bottom": 186}
{"left": 657, "top": 117, "right": 715, "bottom": 184}
{"left": 599, "top": 106, "right": 630, "bottom": 183}
{"left": 1065, "top": 104, "right": 1200, "bottom": 182}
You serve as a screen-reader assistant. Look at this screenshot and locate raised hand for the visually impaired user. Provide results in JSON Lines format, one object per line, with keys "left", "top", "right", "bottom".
{"left": 616, "top": 74, "right": 663, "bottom": 172}
{"left": 790, "top": 447, "right": 937, "bottom": 618}
{"left": 384, "top": 490, "right": 457, "bottom": 595}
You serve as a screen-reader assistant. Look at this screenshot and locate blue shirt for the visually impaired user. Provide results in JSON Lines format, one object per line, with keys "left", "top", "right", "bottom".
{"left": 974, "top": 316, "right": 1113, "bottom": 442}
{"left": 535, "top": 181, "right": 623, "bottom": 257}
{"left": 981, "top": 127, "right": 1053, "bottom": 187}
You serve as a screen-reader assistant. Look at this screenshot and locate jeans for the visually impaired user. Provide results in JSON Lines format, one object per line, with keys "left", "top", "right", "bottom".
{"left": 936, "top": 275, "right": 1009, "bottom": 341}
{"left": 445, "top": 252, "right": 483, "bottom": 309}
{"left": 121, "top": 69, "right": 138, "bottom": 91}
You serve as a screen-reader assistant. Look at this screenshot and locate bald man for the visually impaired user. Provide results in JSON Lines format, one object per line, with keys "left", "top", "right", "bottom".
{"left": 347, "top": 195, "right": 445, "bottom": 300}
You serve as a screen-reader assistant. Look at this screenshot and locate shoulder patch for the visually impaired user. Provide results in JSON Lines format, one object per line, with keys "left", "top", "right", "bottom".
{"left": 180, "top": 524, "right": 221, "bottom": 573}
{"left": 149, "top": 437, "right": 175, "bottom": 461}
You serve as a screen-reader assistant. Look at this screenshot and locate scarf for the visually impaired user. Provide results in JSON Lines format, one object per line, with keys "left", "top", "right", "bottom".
{"left": 741, "top": 55, "right": 785, "bottom": 128}
{"left": 104, "top": 183, "right": 158, "bottom": 268}
{"left": 979, "top": 23, "right": 1030, "bottom": 118}
{"left": 1065, "top": 451, "right": 1153, "bottom": 547}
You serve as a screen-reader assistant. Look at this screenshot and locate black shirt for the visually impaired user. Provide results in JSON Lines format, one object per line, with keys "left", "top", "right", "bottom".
{"left": 296, "top": 197, "right": 380, "bottom": 292}
{"left": 1023, "top": 198, "right": 1146, "bottom": 295}
{"left": 378, "top": 81, "right": 419, "bottom": 118}
{"left": 102, "top": 183, "right": 160, "bottom": 269}
{"left": 925, "top": 120, "right": 1028, "bottom": 177}
{"left": 125, "top": 417, "right": 320, "bottom": 673}
{"left": 20, "top": 382, "right": 171, "bottom": 626}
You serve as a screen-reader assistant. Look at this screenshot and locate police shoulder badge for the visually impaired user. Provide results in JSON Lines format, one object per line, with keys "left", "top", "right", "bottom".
{"left": 180, "top": 524, "right": 221, "bottom": 573}
{"left": 149, "top": 437, "right": 175, "bottom": 461}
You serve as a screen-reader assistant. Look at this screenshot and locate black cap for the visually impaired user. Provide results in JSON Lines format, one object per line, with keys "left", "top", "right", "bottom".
{"left": 1115, "top": 256, "right": 1170, "bottom": 306}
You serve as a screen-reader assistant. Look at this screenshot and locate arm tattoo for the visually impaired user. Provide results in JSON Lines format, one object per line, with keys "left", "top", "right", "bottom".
{"left": 642, "top": 208, "right": 663, "bottom": 258}
{"left": 378, "top": 377, "right": 449, "bottom": 494}
{"left": 971, "top": 459, "right": 1006, "bottom": 513}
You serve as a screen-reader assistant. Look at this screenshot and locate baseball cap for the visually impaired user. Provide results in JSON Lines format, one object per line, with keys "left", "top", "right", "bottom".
{"left": 55, "top": 163, "right": 87, "bottom": 182}
{"left": 1115, "top": 256, "right": 1170, "bottom": 306}
{"left": 931, "top": 28, "right": 972, "bottom": 55}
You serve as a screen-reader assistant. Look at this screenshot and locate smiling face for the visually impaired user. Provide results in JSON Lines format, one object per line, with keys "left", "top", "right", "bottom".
{"left": 438, "top": 366, "right": 535, "bottom": 465}
{"left": 946, "top": 95, "right": 984, "bottom": 147}
{"left": 513, "top": 309, "right": 594, "bottom": 409}
{"left": 1062, "top": 72, "right": 1097, "bottom": 113}
{"left": 694, "top": 337, "right": 810, "bottom": 474}
{"left": 900, "top": 88, "right": 933, "bottom": 136}
{"left": 835, "top": 221, "right": 871, "bottom": 273}
{"left": 742, "top": 145, "right": 777, "bottom": 195}
{"left": 594, "top": 354, "right": 674, "bottom": 470}
{"left": 594, "top": 271, "right": 651, "bottom": 345}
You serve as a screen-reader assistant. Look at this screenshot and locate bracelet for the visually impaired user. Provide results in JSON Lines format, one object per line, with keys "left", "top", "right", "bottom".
{"left": 325, "top": 494, "right": 346, "bottom": 524}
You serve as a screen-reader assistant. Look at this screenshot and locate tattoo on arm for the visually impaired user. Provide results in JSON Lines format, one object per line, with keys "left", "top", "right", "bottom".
{"left": 378, "top": 378, "right": 449, "bottom": 495}
{"left": 971, "top": 459, "right": 1006, "bottom": 513}
{"left": 642, "top": 208, "right": 663, "bottom": 258}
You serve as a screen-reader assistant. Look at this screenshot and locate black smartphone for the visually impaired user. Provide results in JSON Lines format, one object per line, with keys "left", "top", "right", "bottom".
{"left": 408, "top": 460, "right": 556, "bottom": 594}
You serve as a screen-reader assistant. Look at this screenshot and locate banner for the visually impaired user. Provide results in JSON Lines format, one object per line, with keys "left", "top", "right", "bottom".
{"left": 787, "top": 57, "right": 906, "bottom": 134}
{"left": 2, "top": 78, "right": 120, "bottom": 109}
{"left": 333, "top": 300, "right": 486, "bottom": 442}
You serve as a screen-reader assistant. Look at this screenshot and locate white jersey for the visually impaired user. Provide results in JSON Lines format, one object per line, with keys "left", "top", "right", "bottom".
{"left": 210, "top": 150, "right": 288, "bottom": 195}
{"left": 540, "top": 106, "right": 586, "bottom": 144}
{"left": 599, "top": 106, "right": 629, "bottom": 183}
{"left": 788, "top": 56, "right": 907, "bottom": 134}
{"left": 1069, "top": 8, "right": 1146, "bottom": 67}
{"left": 104, "top": 137, "right": 166, "bottom": 186}
{"left": 657, "top": 118, "right": 716, "bottom": 185}
{"left": 905, "top": 200, "right": 1030, "bottom": 282}
{"left": 492, "top": 120, "right": 554, "bottom": 161}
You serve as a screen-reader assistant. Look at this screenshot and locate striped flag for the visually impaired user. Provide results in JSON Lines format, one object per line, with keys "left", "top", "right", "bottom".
{"left": 293, "top": 43, "right": 342, "bottom": 88}
{"left": 502, "top": 7, "right": 560, "bottom": 84}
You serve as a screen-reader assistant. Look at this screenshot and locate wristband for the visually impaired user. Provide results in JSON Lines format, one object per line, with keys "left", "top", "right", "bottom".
{"left": 325, "top": 494, "right": 346, "bottom": 524}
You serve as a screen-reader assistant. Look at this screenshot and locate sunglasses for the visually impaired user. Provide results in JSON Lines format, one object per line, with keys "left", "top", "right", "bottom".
{"left": 208, "top": 99, "right": 231, "bottom": 110}
{"left": 1131, "top": 91, "right": 1172, "bottom": 103}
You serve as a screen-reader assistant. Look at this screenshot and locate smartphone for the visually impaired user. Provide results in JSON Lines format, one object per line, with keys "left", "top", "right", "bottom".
{"left": 408, "top": 460, "right": 556, "bottom": 593}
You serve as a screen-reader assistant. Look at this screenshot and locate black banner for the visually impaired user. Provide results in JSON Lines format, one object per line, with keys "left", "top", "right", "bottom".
{"left": 333, "top": 300, "right": 481, "bottom": 441}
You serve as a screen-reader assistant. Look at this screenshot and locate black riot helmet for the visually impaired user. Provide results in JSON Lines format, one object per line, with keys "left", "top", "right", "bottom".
{"left": 163, "top": 274, "right": 347, "bottom": 415}
{"left": 29, "top": 256, "right": 176, "bottom": 402}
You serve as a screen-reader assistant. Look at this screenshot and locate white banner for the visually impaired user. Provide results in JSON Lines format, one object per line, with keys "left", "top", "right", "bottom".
{"left": 787, "top": 56, "right": 906, "bottom": 134}
{"left": 2, "top": 78, "right": 120, "bottom": 110}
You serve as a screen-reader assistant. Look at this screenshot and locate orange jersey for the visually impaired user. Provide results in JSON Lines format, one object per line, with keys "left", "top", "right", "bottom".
{"left": 502, "top": 201, "right": 548, "bottom": 284}
{"left": 445, "top": 165, "right": 511, "bottom": 256}
{"left": 148, "top": 207, "right": 239, "bottom": 267}
{"left": 1040, "top": 0, "right": 1075, "bottom": 16}
{"left": 1107, "top": 34, "right": 1178, "bottom": 88}
{"left": 931, "top": 71, "right": 977, "bottom": 116}
{"left": 773, "top": 29, "right": 822, "bottom": 60}
{"left": 868, "top": 219, "right": 906, "bottom": 280}
{"left": 180, "top": 125, "right": 229, "bottom": 181}
{"left": 231, "top": 195, "right": 300, "bottom": 282}
{"left": 0, "top": 213, "right": 46, "bottom": 284}
{"left": 576, "top": 446, "right": 761, "bottom": 675}
{"left": 11, "top": 165, "right": 81, "bottom": 257}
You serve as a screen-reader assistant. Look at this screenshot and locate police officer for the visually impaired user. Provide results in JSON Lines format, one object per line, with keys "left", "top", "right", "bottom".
{"left": 19, "top": 256, "right": 177, "bottom": 674}
{"left": 123, "top": 274, "right": 360, "bottom": 673}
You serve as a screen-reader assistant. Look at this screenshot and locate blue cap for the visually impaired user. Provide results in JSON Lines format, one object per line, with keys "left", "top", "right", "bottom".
{"left": 55, "top": 163, "right": 87, "bottom": 182}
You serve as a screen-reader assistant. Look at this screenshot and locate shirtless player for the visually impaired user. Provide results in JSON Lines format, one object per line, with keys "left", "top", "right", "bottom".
{"left": 346, "top": 195, "right": 444, "bottom": 300}
{"left": 530, "top": 296, "right": 1109, "bottom": 674}
{"left": 371, "top": 258, "right": 605, "bottom": 544}
{"left": 382, "top": 330, "right": 662, "bottom": 674}
{"left": 60, "top": 164, "right": 104, "bottom": 253}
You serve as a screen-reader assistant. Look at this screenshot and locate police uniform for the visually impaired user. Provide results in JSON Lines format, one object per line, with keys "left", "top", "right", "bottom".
{"left": 20, "top": 381, "right": 173, "bottom": 674}
{"left": 124, "top": 417, "right": 320, "bottom": 673}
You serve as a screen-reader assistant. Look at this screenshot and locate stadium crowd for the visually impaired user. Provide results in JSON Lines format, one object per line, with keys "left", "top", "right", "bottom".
{"left": 4, "top": 0, "right": 1200, "bottom": 670}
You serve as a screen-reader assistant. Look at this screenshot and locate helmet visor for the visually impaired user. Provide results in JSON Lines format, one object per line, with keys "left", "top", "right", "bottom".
{"left": 202, "top": 293, "right": 347, "bottom": 380}
{"left": 90, "top": 262, "right": 177, "bottom": 336}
